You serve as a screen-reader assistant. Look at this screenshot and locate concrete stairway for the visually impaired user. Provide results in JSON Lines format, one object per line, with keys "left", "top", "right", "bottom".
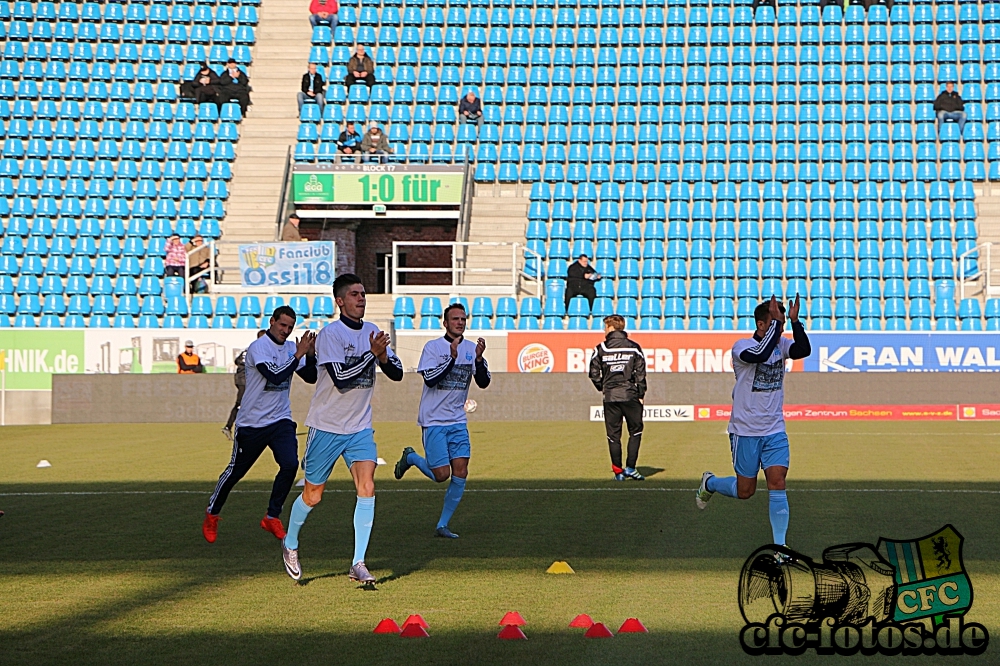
{"left": 218, "top": 0, "right": 312, "bottom": 281}
{"left": 461, "top": 193, "right": 535, "bottom": 296}
{"left": 967, "top": 184, "right": 1000, "bottom": 301}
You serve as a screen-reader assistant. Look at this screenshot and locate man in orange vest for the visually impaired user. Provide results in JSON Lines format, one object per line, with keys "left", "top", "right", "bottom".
{"left": 177, "top": 340, "right": 205, "bottom": 374}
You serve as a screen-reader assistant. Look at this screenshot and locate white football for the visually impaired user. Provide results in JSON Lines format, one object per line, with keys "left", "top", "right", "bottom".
{"left": 464, "top": 399, "right": 478, "bottom": 413}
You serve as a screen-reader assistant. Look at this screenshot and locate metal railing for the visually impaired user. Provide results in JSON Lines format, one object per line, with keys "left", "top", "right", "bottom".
{"left": 391, "top": 241, "right": 542, "bottom": 300}
{"left": 959, "top": 241, "right": 1000, "bottom": 301}
{"left": 275, "top": 145, "right": 293, "bottom": 241}
{"left": 182, "top": 240, "right": 217, "bottom": 303}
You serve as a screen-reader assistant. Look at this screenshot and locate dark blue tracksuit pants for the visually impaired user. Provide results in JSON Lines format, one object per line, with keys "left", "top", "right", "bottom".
{"left": 207, "top": 419, "right": 299, "bottom": 518}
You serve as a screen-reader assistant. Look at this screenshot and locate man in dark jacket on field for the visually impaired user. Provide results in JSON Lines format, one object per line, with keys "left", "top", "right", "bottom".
{"left": 934, "top": 82, "right": 966, "bottom": 136}
{"left": 589, "top": 315, "right": 647, "bottom": 482}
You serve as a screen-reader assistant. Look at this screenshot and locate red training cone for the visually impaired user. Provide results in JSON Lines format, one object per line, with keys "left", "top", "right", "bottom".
{"left": 584, "top": 622, "right": 614, "bottom": 638}
{"left": 402, "top": 614, "right": 429, "bottom": 629}
{"left": 569, "top": 614, "right": 594, "bottom": 629}
{"left": 499, "top": 611, "right": 527, "bottom": 627}
{"left": 498, "top": 625, "right": 528, "bottom": 640}
{"left": 373, "top": 618, "right": 401, "bottom": 634}
{"left": 617, "top": 618, "right": 648, "bottom": 634}
{"left": 400, "top": 624, "right": 429, "bottom": 638}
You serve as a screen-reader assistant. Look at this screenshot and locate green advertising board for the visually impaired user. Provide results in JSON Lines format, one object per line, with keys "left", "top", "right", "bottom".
{"left": 293, "top": 170, "right": 464, "bottom": 205}
{"left": 0, "top": 330, "right": 85, "bottom": 389}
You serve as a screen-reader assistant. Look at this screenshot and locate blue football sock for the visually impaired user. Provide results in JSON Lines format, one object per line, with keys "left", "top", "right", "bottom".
{"left": 407, "top": 451, "right": 436, "bottom": 481}
{"left": 707, "top": 475, "right": 739, "bottom": 498}
{"left": 769, "top": 490, "right": 789, "bottom": 546}
{"left": 353, "top": 496, "right": 375, "bottom": 565}
{"left": 437, "top": 476, "right": 466, "bottom": 529}
{"left": 283, "top": 495, "right": 312, "bottom": 551}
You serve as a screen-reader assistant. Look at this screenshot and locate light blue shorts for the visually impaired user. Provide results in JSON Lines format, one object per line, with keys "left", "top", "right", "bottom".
{"left": 422, "top": 424, "right": 471, "bottom": 469}
{"left": 729, "top": 432, "right": 790, "bottom": 479}
{"left": 303, "top": 427, "right": 377, "bottom": 485}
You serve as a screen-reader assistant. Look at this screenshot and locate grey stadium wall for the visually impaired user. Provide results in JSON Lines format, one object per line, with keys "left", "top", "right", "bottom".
{"left": 51, "top": 373, "right": 1000, "bottom": 424}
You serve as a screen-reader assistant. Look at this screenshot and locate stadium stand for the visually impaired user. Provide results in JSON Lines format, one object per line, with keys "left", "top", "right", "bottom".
{"left": 0, "top": 0, "right": 258, "bottom": 329}
{"left": 289, "top": 0, "right": 1000, "bottom": 332}
{"left": 4, "top": 0, "right": 1000, "bottom": 334}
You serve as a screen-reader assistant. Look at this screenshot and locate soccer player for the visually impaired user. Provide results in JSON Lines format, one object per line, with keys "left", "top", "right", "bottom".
{"left": 203, "top": 307, "right": 317, "bottom": 543}
{"left": 695, "top": 296, "right": 811, "bottom": 548}
{"left": 589, "top": 315, "right": 647, "bottom": 481}
{"left": 281, "top": 274, "right": 404, "bottom": 583}
{"left": 393, "top": 303, "right": 490, "bottom": 538}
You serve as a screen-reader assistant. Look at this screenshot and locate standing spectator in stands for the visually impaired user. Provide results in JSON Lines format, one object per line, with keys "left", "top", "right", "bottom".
{"left": 458, "top": 90, "right": 484, "bottom": 127}
{"left": 565, "top": 254, "right": 600, "bottom": 309}
{"left": 182, "top": 64, "right": 220, "bottom": 105}
{"left": 360, "top": 122, "right": 392, "bottom": 163}
{"left": 337, "top": 122, "right": 362, "bottom": 163}
{"left": 178, "top": 341, "right": 206, "bottom": 374}
{"left": 165, "top": 234, "right": 187, "bottom": 277}
{"left": 297, "top": 63, "right": 326, "bottom": 114}
{"left": 282, "top": 213, "right": 304, "bottom": 242}
{"left": 309, "top": 0, "right": 338, "bottom": 29}
{"left": 345, "top": 45, "right": 376, "bottom": 89}
{"left": 934, "top": 82, "right": 966, "bottom": 136}
{"left": 186, "top": 235, "right": 212, "bottom": 293}
{"left": 223, "top": 330, "right": 267, "bottom": 441}
{"left": 218, "top": 59, "right": 251, "bottom": 115}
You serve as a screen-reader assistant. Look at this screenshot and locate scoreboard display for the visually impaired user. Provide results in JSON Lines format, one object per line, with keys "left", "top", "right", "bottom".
{"left": 292, "top": 165, "right": 465, "bottom": 206}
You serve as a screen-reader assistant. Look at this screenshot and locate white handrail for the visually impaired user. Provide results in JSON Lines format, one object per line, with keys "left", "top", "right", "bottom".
{"left": 391, "top": 241, "right": 542, "bottom": 301}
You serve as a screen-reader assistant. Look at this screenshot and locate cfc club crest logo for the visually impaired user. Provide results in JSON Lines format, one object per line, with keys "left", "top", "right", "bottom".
{"left": 738, "top": 525, "right": 987, "bottom": 656}
{"left": 517, "top": 343, "right": 554, "bottom": 373}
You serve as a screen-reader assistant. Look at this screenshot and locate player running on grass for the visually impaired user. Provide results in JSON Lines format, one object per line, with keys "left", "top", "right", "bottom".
{"left": 281, "top": 274, "right": 403, "bottom": 583}
{"left": 695, "top": 296, "right": 811, "bottom": 548}
{"left": 393, "top": 303, "right": 491, "bottom": 539}
{"left": 203, "top": 307, "right": 317, "bottom": 543}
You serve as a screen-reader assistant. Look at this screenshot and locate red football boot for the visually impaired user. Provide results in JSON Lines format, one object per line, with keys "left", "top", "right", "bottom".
{"left": 260, "top": 515, "right": 286, "bottom": 540}
{"left": 202, "top": 512, "right": 220, "bottom": 543}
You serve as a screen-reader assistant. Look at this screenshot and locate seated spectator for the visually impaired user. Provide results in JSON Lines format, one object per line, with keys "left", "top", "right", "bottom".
{"left": 345, "top": 45, "right": 376, "bottom": 89}
{"left": 165, "top": 235, "right": 187, "bottom": 277}
{"left": 218, "top": 59, "right": 251, "bottom": 115}
{"left": 177, "top": 341, "right": 206, "bottom": 374}
{"left": 181, "top": 63, "right": 220, "bottom": 106}
{"left": 186, "top": 235, "right": 211, "bottom": 293}
{"left": 298, "top": 62, "right": 326, "bottom": 114}
{"left": 565, "top": 254, "right": 600, "bottom": 309}
{"left": 934, "top": 82, "right": 966, "bottom": 136}
{"left": 752, "top": 0, "right": 775, "bottom": 9}
{"left": 337, "top": 122, "right": 362, "bottom": 163}
{"left": 459, "top": 91, "right": 484, "bottom": 127}
{"left": 309, "top": 0, "right": 338, "bottom": 28}
{"left": 360, "top": 123, "right": 392, "bottom": 163}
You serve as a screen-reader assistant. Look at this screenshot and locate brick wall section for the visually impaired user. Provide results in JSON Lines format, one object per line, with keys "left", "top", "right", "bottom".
{"left": 355, "top": 223, "right": 456, "bottom": 288}
{"left": 318, "top": 226, "right": 357, "bottom": 275}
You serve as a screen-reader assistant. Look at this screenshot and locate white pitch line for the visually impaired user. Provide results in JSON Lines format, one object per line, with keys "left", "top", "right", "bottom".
{"left": 1, "top": 488, "right": 999, "bottom": 497}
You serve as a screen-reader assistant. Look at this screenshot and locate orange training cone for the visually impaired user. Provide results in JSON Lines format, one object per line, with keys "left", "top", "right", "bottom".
{"left": 617, "top": 618, "right": 648, "bottom": 634}
{"left": 373, "top": 618, "right": 401, "bottom": 634}
{"left": 498, "top": 625, "right": 528, "bottom": 640}
{"left": 584, "top": 622, "right": 614, "bottom": 638}
{"left": 569, "top": 614, "right": 594, "bottom": 629}
{"left": 402, "top": 614, "right": 429, "bottom": 628}
{"left": 400, "top": 623, "right": 430, "bottom": 638}
{"left": 499, "top": 611, "right": 527, "bottom": 627}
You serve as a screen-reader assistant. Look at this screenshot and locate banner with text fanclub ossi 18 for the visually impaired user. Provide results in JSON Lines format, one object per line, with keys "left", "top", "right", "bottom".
{"left": 238, "top": 242, "right": 335, "bottom": 288}
{"left": 506, "top": 332, "right": 1000, "bottom": 373}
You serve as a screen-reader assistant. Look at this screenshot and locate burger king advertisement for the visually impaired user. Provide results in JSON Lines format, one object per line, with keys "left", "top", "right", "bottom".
{"left": 506, "top": 332, "right": 808, "bottom": 374}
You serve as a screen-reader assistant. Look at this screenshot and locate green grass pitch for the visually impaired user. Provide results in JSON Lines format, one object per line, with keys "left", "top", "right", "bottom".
{"left": 1, "top": 421, "right": 999, "bottom": 665}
